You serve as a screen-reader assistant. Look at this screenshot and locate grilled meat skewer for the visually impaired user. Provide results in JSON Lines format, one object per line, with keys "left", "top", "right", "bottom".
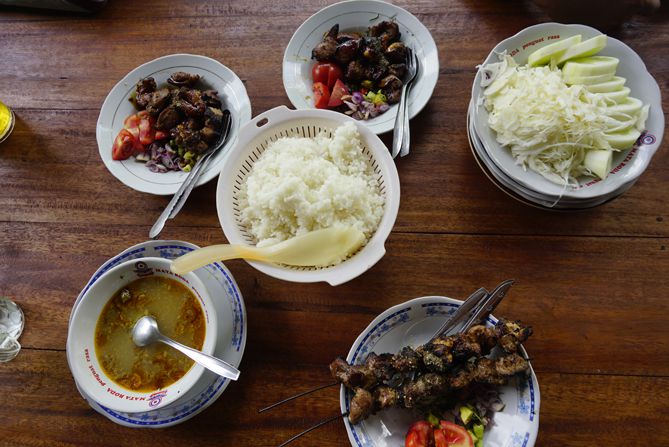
{"left": 347, "top": 353, "right": 531, "bottom": 424}
{"left": 331, "top": 320, "right": 531, "bottom": 390}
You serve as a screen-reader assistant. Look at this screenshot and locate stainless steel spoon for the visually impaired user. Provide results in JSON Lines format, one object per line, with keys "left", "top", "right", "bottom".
{"left": 131, "top": 315, "right": 240, "bottom": 381}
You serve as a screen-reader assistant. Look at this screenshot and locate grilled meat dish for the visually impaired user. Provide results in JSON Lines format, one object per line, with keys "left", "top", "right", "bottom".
{"left": 129, "top": 72, "right": 227, "bottom": 172}
{"left": 331, "top": 319, "right": 533, "bottom": 424}
{"left": 311, "top": 20, "right": 407, "bottom": 104}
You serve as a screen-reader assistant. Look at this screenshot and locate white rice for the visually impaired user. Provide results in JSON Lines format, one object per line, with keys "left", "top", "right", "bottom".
{"left": 238, "top": 122, "right": 384, "bottom": 247}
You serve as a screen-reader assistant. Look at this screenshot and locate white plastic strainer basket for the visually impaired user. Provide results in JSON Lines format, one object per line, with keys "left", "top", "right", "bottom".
{"left": 216, "top": 106, "right": 400, "bottom": 286}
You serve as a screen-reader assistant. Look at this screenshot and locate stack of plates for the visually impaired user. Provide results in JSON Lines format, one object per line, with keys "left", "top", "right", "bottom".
{"left": 469, "top": 23, "right": 664, "bottom": 210}
{"left": 66, "top": 240, "right": 247, "bottom": 428}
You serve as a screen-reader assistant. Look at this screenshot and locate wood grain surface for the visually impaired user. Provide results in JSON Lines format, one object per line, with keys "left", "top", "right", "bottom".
{"left": 1, "top": 1, "right": 668, "bottom": 446}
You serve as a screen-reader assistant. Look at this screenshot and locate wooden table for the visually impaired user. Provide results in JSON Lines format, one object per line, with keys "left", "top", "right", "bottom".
{"left": 1, "top": 1, "right": 668, "bottom": 445}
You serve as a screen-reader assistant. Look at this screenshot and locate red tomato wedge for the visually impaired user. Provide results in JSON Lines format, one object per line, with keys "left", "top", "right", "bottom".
{"left": 312, "top": 82, "right": 330, "bottom": 109}
{"left": 123, "top": 114, "right": 141, "bottom": 140}
{"left": 137, "top": 113, "right": 156, "bottom": 145}
{"left": 436, "top": 421, "right": 474, "bottom": 447}
{"left": 111, "top": 129, "right": 137, "bottom": 160}
{"left": 312, "top": 62, "right": 343, "bottom": 89}
{"left": 405, "top": 421, "right": 434, "bottom": 447}
{"left": 327, "top": 78, "right": 349, "bottom": 107}
{"left": 154, "top": 130, "right": 168, "bottom": 140}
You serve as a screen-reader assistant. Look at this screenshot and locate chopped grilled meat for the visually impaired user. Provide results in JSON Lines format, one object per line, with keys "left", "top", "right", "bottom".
{"left": 379, "top": 74, "right": 403, "bottom": 104}
{"left": 452, "top": 325, "right": 498, "bottom": 359}
{"left": 361, "top": 37, "right": 384, "bottom": 62}
{"left": 345, "top": 60, "right": 367, "bottom": 81}
{"left": 450, "top": 353, "right": 530, "bottom": 389}
{"left": 155, "top": 104, "right": 181, "bottom": 131}
{"left": 330, "top": 357, "right": 376, "bottom": 389}
{"left": 496, "top": 320, "right": 533, "bottom": 353}
{"left": 336, "top": 31, "right": 364, "bottom": 43}
{"left": 335, "top": 39, "right": 361, "bottom": 65}
{"left": 349, "top": 388, "right": 374, "bottom": 424}
{"left": 145, "top": 88, "right": 171, "bottom": 116}
{"left": 167, "top": 71, "right": 201, "bottom": 87}
{"left": 368, "top": 21, "right": 400, "bottom": 49}
{"left": 391, "top": 346, "right": 421, "bottom": 373}
{"left": 136, "top": 77, "right": 156, "bottom": 95}
{"left": 403, "top": 373, "right": 449, "bottom": 409}
{"left": 373, "top": 386, "right": 400, "bottom": 410}
{"left": 388, "top": 63, "right": 406, "bottom": 79}
{"left": 176, "top": 88, "right": 206, "bottom": 118}
{"left": 385, "top": 41, "right": 407, "bottom": 63}
{"left": 200, "top": 126, "right": 220, "bottom": 144}
{"left": 417, "top": 338, "right": 455, "bottom": 373}
{"left": 202, "top": 89, "right": 222, "bottom": 108}
{"left": 312, "top": 24, "right": 339, "bottom": 61}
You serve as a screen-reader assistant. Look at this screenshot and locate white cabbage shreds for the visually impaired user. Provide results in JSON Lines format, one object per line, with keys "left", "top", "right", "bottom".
{"left": 483, "top": 55, "right": 611, "bottom": 185}
{"left": 238, "top": 122, "right": 384, "bottom": 247}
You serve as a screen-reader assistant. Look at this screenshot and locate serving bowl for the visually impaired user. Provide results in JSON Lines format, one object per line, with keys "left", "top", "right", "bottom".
{"left": 341, "top": 296, "right": 540, "bottom": 447}
{"left": 282, "top": 0, "right": 439, "bottom": 135}
{"left": 68, "top": 240, "right": 247, "bottom": 428}
{"left": 470, "top": 23, "right": 664, "bottom": 200}
{"left": 67, "top": 257, "right": 218, "bottom": 413}
{"left": 97, "top": 53, "right": 252, "bottom": 195}
{"left": 216, "top": 105, "right": 400, "bottom": 286}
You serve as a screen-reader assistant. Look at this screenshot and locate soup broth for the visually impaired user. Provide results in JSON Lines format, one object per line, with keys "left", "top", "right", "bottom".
{"left": 94, "top": 276, "right": 205, "bottom": 392}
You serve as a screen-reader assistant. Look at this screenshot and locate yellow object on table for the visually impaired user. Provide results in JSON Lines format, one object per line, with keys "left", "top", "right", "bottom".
{"left": 0, "top": 101, "right": 15, "bottom": 143}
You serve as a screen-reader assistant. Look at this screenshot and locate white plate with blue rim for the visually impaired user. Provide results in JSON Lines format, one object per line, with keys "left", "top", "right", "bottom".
{"left": 97, "top": 54, "right": 252, "bottom": 195}
{"left": 282, "top": 0, "right": 439, "bottom": 135}
{"left": 340, "top": 296, "right": 539, "bottom": 447}
{"left": 67, "top": 239, "right": 247, "bottom": 428}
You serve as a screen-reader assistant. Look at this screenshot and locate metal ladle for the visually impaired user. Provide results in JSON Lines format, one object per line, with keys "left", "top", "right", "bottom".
{"left": 132, "top": 315, "right": 240, "bottom": 381}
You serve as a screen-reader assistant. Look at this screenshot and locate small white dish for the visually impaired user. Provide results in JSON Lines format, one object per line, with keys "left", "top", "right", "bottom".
{"left": 470, "top": 23, "right": 663, "bottom": 200}
{"left": 67, "top": 257, "right": 218, "bottom": 413}
{"left": 216, "top": 105, "right": 400, "bottom": 286}
{"left": 97, "top": 54, "right": 252, "bottom": 195}
{"left": 282, "top": 0, "right": 439, "bottom": 135}
{"left": 341, "top": 296, "right": 540, "bottom": 447}
{"left": 69, "top": 239, "right": 246, "bottom": 427}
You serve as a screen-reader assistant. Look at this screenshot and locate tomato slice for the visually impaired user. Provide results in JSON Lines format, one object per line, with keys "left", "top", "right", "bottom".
{"left": 312, "top": 82, "right": 330, "bottom": 109}
{"left": 326, "top": 64, "right": 343, "bottom": 89}
{"left": 328, "top": 78, "right": 349, "bottom": 107}
{"left": 312, "top": 62, "right": 343, "bottom": 89}
{"left": 111, "top": 129, "right": 138, "bottom": 160}
{"left": 436, "top": 421, "right": 474, "bottom": 447}
{"left": 123, "top": 113, "right": 141, "bottom": 140}
{"left": 154, "top": 130, "right": 168, "bottom": 140}
{"left": 405, "top": 421, "right": 434, "bottom": 447}
{"left": 138, "top": 114, "right": 155, "bottom": 145}
{"left": 312, "top": 62, "right": 330, "bottom": 85}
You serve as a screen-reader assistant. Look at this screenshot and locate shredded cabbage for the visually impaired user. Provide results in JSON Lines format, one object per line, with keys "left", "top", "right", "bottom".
{"left": 482, "top": 55, "right": 613, "bottom": 186}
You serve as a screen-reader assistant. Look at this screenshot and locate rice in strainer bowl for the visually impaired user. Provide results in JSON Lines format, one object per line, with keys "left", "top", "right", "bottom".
{"left": 216, "top": 106, "right": 400, "bottom": 286}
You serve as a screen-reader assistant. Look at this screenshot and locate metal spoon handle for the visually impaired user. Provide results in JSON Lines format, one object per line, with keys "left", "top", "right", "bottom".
{"left": 391, "top": 82, "right": 410, "bottom": 159}
{"left": 157, "top": 334, "right": 240, "bottom": 381}
{"left": 399, "top": 82, "right": 413, "bottom": 158}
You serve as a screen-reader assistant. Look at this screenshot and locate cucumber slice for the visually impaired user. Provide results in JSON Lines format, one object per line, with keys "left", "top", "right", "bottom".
{"left": 562, "top": 56, "right": 619, "bottom": 78}
{"left": 528, "top": 35, "right": 582, "bottom": 67}
{"left": 604, "top": 127, "right": 642, "bottom": 150}
{"left": 564, "top": 72, "right": 615, "bottom": 85}
{"left": 584, "top": 150, "right": 613, "bottom": 179}
{"left": 607, "top": 97, "right": 643, "bottom": 119}
{"left": 585, "top": 76, "right": 626, "bottom": 93}
{"left": 596, "top": 86, "right": 630, "bottom": 104}
{"left": 554, "top": 34, "right": 608, "bottom": 66}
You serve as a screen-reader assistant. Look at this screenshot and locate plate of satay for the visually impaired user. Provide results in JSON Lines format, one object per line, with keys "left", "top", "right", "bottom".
{"left": 332, "top": 295, "right": 539, "bottom": 447}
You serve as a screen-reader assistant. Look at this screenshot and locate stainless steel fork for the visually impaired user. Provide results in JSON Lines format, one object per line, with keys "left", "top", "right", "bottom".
{"left": 391, "top": 47, "right": 419, "bottom": 159}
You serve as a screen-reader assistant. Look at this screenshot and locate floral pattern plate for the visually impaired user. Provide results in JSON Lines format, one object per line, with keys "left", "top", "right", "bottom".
{"left": 67, "top": 240, "right": 247, "bottom": 428}
{"left": 340, "top": 296, "right": 539, "bottom": 447}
